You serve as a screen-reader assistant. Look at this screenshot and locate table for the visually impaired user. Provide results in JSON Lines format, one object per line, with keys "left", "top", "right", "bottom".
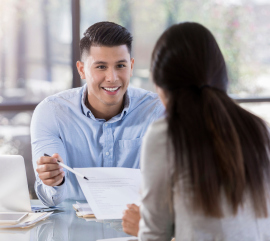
{"left": 0, "top": 200, "right": 134, "bottom": 241}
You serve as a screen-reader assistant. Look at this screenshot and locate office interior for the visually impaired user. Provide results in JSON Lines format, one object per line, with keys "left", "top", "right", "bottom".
{"left": 0, "top": 0, "right": 270, "bottom": 200}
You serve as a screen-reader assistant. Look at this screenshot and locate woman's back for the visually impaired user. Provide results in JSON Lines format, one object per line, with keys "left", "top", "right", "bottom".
{"left": 139, "top": 118, "right": 270, "bottom": 241}
{"left": 137, "top": 21, "right": 270, "bottom": 241}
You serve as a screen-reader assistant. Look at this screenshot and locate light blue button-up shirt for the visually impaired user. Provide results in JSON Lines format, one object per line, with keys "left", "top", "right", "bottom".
{"left": 31, "top": 84, "right": 164, "bottom": 207}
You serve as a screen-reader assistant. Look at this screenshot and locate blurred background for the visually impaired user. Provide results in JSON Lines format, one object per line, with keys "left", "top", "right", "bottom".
{"left": 0, "top": 0, "right": 270, "bottom": 198}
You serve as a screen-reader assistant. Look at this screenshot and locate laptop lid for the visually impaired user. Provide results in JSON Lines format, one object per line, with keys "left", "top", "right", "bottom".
{"left": 0, "top": 155, "right": 31, "bottom": 212}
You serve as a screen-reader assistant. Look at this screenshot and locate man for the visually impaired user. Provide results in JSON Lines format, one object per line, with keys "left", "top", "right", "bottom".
{"left": 31, "top": 22, "right": 164, "bottom": 207}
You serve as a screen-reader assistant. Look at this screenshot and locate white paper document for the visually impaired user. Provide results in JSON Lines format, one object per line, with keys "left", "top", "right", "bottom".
{"left": 74, "top": 168, "right": 141, "bottom": 220}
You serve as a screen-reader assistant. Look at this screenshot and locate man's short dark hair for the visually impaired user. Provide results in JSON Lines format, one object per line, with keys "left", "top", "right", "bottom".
{"left": 79, "top": 21, "right": 133, "bottom": 61}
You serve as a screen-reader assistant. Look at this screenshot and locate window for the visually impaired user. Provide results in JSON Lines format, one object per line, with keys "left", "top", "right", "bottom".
{"left": 0, "top": 111, "right": 34, "bottom": 197}
{"left": 0, "top": 0, "right": 72, "bottom": 105}
{"left": 80, "top": 0, "right": 270, "bottom": 98}
{"left": 0, "top": 0, "right": 74, "bottom": 198}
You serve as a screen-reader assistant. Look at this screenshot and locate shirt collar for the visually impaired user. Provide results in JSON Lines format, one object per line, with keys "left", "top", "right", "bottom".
{"left": 81, "top": 84, "right": 131, "bottom": 122}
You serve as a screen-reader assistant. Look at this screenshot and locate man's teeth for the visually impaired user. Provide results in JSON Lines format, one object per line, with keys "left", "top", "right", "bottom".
{"left": 103, "top": 87, "right": 119, "bottom": 92}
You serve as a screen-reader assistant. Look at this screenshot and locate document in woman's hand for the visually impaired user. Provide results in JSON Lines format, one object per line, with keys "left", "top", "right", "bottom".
{"left": 74, "top": 168, "right": 142, "bottom": 220}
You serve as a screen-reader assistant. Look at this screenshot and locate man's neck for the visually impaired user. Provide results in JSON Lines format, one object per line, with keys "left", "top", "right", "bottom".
{"left": 85, "top": 93, "right": 124, "bottom": 121}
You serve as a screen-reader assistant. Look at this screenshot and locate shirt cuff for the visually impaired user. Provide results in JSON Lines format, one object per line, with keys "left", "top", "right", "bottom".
{"left": 35, "top": 175, "right": 67, "bottom": 207}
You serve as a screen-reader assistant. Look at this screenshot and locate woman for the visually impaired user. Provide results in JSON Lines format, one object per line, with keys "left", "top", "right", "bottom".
{"left": 122, "top": 22, "right": 270, "bottom": 240}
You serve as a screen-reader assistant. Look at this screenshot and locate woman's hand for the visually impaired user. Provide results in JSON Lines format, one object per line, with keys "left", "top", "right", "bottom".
{"left": 122, "top": 204, "right": 141, "bottom": 237}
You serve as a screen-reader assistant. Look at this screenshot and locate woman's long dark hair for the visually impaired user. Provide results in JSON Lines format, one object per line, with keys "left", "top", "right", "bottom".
{"left": 151, "top": 22, "right": 270, "bottom": 217}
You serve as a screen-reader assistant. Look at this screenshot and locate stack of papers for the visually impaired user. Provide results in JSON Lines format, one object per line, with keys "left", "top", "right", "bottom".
{"left": 73, "top": 202, "right": 95, "bottom": 218}
{"left": 0, "top": 212, "right": 53, "bottom": 229}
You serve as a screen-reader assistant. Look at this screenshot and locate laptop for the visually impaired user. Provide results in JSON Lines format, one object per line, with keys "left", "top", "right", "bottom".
{"left": 0, "top": 155, "right": 31, "bottom": 212}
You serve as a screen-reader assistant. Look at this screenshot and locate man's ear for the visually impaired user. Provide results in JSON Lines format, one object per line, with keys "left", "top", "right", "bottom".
{"left": 130, "top": 58, "right": 135, "bottom": 77}
{"left": 76, "top": 61, "right": 85, "bottom": 79}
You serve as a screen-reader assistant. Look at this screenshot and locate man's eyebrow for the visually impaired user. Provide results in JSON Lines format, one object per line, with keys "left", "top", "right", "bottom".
{"left": 93, "top": 61, "right": 107, "bottom": 65}
{"left": 93, "top": 59, "right": 127, "bottom": 65}
{"left": 116, "top": 59, "right": 128, "bottom": 63}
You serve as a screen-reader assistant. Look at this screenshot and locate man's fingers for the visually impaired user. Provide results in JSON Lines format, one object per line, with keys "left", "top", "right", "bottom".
{"left": 52, "top": 153, "right": 64, "bottom": 163}
{"left": 36, "top": 154, "right": 65, "bottom": 187}
{"left": 37, "top": 156, "right": 57, "bottom": 165}
{"left": 42, "top": 172, "right": 65, "bottom": 186}
{"left": 36, "top": 163, "right": 61, "bottom": 173}
{"left": 38, "top": 169, "right": 64, "bottom": 180}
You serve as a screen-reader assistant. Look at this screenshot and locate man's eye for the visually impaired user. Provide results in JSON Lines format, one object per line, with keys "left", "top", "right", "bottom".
{"left": 117, "top": 64, "right": 125, "bottom": 68}
{"left": 97, "top": 65, "right": 106, "bottom": 69}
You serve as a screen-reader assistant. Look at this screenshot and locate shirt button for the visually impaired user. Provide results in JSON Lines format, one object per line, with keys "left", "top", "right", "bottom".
{"left": 105, "top": 123, "right": 108, "bottom": 126}
{"left": 106, "top": 152, "right": 109, "bottom": 156}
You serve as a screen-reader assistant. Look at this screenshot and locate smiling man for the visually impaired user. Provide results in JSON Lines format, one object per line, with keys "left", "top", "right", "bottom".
{"left": 31, "top": 22, "right": 164, "bottom": 207}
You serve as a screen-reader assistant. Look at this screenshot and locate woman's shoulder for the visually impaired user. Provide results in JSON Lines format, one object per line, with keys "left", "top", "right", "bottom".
{"left": 142, "top": 118, "right": 169, "bottom": 165}
{"left": 141, "top": 118, "right": 171, "bottom": 173}
{"left": 144, "top": 118, "right": 168, "bottom": 143}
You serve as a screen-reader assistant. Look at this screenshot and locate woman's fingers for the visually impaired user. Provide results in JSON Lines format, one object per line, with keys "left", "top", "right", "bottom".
{"left": 122, "top": 220, "right": 139, "bottom": 236}
{"left": 122, "top": 205, "right": 141, "bottom": 237}
{"left": 122, "top": 209, "right": 140, "bottom": 224}
{"left": 127, "top": 204, "right": 140, "bottom": 212}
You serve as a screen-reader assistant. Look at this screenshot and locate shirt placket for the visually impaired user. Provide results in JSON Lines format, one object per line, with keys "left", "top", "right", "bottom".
{"left": 103, "top": 122, "right": 114, "bottom": 167}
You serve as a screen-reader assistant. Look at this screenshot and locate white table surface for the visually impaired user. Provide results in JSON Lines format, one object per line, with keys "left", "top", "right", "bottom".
{"left": 0, "top": 200, "right": 133, "bottom": 241}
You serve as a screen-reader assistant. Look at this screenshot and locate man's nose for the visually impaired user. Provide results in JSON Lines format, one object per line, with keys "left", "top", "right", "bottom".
{"left": 105, "top": 68, "right": 117, "bottom": 82}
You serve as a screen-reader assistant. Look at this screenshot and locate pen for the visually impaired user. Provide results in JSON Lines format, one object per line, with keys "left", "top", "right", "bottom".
{"left": 44, "top": 153, "right": 89, "bottom": 180}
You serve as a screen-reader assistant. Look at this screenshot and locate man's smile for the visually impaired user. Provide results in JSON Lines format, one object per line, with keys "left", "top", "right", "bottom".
{"left": 101, "top": 86, "right": 121, "bottom": 95}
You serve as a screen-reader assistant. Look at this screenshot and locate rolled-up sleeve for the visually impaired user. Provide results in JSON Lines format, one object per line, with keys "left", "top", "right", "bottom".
{"left": 138, "top": 121, "right": 174, "bottom": 241}
{"left": 31, "top": 99, "right": 67, "bottom": 207}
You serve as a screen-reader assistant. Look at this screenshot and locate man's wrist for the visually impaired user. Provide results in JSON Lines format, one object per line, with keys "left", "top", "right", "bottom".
{"left": 57, "top": 176, "right": 65, "bottom": 186}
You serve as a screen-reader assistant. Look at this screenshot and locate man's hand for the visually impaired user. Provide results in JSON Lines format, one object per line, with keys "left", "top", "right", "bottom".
{"left": 36, "top": 153, "right": 65, "bottom": 186}
{"left": 122, "top": 204, "right": 140, "bottom": 237}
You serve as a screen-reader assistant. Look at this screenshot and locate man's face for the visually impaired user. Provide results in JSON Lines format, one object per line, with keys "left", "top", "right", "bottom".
{"left": 78, "top": 45, "right": 134, "bottom": 107}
